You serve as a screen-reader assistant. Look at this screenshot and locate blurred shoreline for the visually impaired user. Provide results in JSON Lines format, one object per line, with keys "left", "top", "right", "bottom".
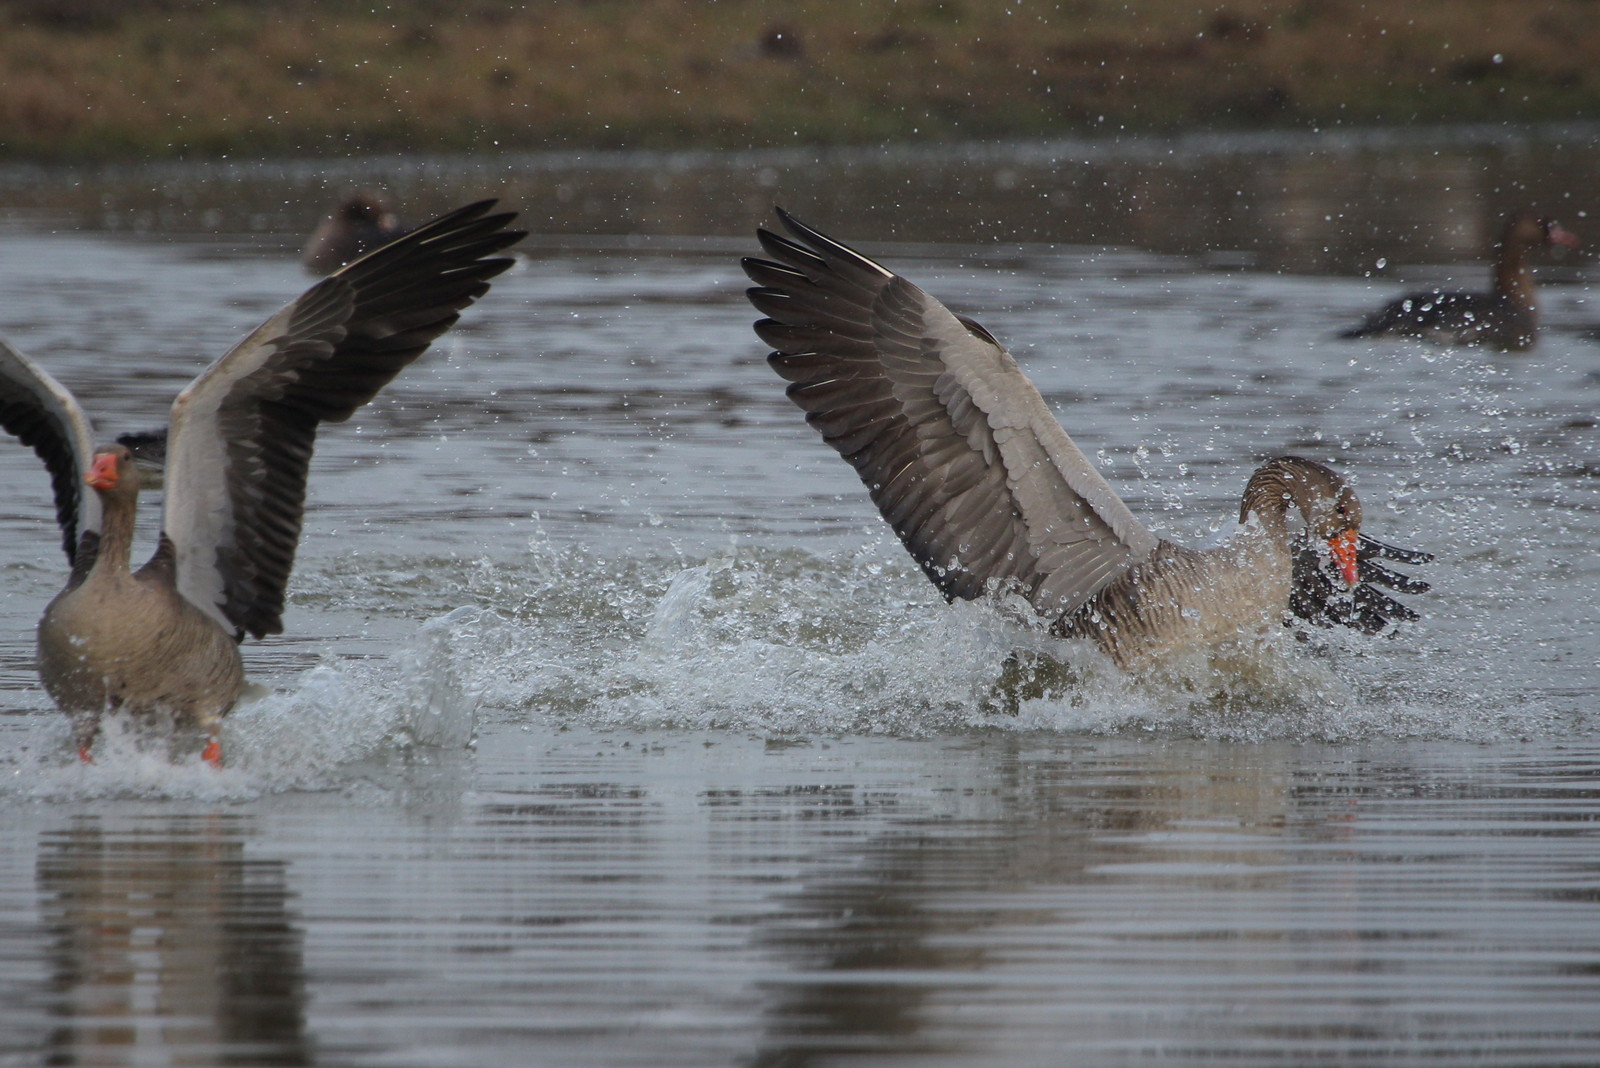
{"left": 2, "top": 121, "right": 1595, "bottom": 281}
{"left": 0, "top": 0, "right": 1593, "bottom": 164}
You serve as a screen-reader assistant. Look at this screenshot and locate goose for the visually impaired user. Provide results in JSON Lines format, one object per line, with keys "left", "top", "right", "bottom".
{"left": 743, "top": 210, "right": 1428, "bottom": 669}
{"left": 1340, "top": 209, "right": 1578, "bottom": 350}
{"left": 301, "top": 193, "right": 409, "bottom": 275}
{"left": 0, "top": 199, "right": 523, "bottom": 764}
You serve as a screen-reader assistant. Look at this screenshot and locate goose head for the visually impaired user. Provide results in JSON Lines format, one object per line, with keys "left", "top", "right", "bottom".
{"left": 85, "top": 444, "right": 140, "bottom": 503}
{"left": 1504, "top": 210, "right": 1580, "bottom": 254}
{"left": 1243, "top": 456, "right": 1361, "bottom": 586}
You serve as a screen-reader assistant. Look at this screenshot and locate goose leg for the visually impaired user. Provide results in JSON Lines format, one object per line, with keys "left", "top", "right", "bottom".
{"left": 199, "top": 713, "right": 223, "bottom": 768}
{"left": 200, "top": 723, "right": 223, "bottom": 768}
{"left": 72, "top": 713, "right": 98, "bottom": 764}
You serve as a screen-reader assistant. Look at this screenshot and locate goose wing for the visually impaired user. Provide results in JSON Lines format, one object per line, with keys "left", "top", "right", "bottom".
{"left": 0, "top": 333, "right": 101, "bottom": 570}
{"left": 163, "top": 199, "right": 524, "bottom": 639}
{"left": 744, "top": 209, "right": 1158, "bottom": 617}
{"left": 1290, "top": 533, "right": 1432, "bottom": 634}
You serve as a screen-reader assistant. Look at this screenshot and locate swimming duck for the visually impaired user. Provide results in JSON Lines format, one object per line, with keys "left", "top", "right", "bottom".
{"left": 1340, "top": 209, "right": 1578, "bottom": 351}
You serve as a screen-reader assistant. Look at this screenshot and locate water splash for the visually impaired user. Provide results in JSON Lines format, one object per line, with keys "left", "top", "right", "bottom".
{"left": 639, "top": 548, "right": 733, "bottom": 654}
{"left": 0, "top": 532, "right": 1564, "bottom": 802}
{"left": 0, "top": 608, "right": 488, "bottom": 801}
{"left": 454, "top": 542, "right": 1542, "bottom": 744}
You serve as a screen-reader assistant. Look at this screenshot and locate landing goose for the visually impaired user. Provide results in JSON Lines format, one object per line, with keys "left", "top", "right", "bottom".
{"left": 1340, "top": 209, "right": 1578, "bottom": 350}
{"left": 743, "top": 210, "right": 1428, "bottom": 669}
{"left": 1, "top": 200, "right": 523, "bottom": 763}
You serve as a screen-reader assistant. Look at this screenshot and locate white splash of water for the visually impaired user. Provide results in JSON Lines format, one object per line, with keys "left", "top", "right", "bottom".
{"left": 1, "top": 528, "right": 1551, "bottom": 802}
{"left": 0, "top": 608, "right": 489, "bottom": 801}
{"left": 466, "top": 543, "right": 1529, "bottom": 744}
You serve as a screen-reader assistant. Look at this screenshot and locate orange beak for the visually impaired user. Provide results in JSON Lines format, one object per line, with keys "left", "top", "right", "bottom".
{"left": 85, "top": 452, "right": 120, "bottom": 492}
{"left": 1328, "top": 529, "right": 1360, "bottom": 587}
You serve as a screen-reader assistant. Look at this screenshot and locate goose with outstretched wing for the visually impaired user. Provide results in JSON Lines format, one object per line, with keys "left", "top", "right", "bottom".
{"left": 743, "top": 209, "right": 1428, "bottom": 668}
{"left": 0, "top": 200, "right": 523, "bottom": 764}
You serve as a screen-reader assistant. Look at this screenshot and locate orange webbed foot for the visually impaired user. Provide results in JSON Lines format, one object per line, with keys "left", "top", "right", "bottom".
{"left": 77, "top": 747, "right": 93, "bottom": 765}
{"left": 201, "top": 739, "right": 223, "bottom": 768}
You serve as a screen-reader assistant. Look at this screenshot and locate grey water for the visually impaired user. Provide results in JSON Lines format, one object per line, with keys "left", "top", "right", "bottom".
{"left": 1, "top": 129, "right": 1598, "bottom": 1066}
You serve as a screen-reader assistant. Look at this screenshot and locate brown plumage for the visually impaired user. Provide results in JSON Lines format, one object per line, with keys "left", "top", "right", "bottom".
{"left": 743, "top": 210, "right": 1429, "bottom": 669}
{"left": 1052, "top": 457, "right": 1367, "bottom": 664}
{"left": 37, "top": 446, "right": 245, "bottom": 759}
{"left": 1340, "top": 209, "right": 1579, "bottom": 351}
{"left": 2, "top": 200, "right": 524, "bottom": 763}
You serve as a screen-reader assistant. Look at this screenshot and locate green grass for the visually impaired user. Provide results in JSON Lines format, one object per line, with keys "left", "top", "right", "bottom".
{"left": 0, "top": 0, "right": 1596, "bottom": 162}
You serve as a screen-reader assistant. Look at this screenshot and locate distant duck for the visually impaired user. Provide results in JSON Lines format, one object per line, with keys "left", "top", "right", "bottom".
{"left": 1340, "top": 209, "right": 1579, "bottom": 351}
{"left": 743, "top": 210, "right": 1429, "bottom": 670}
{"left": 0, "top": 201, "right": 523, "bottom": 765}
{"left": 301, "top": 193, "right": 409, "bottom": 274}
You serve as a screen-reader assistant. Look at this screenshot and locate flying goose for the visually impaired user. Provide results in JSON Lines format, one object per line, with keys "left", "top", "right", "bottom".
{"left": 1340, "top": 209, "right": 1578, "bottom": 350}
{"left": 1, "top": 199, "right": 523, "bottom": 764}
{"left": 743, "top": 209, "right": 1428, "bottom": 669}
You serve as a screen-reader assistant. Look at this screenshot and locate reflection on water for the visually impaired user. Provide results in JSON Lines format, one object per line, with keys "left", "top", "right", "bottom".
{"left": 741, "top": 740, "right": 1600, "bottom": 1067}
{"left": 741, "top": 746, "right": 1221, "bottom": 1067}
{"left": 36, "top": 814, "right": 309, "bottom": 1066}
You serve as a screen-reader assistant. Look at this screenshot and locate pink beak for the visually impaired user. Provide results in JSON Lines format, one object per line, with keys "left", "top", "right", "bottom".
{"left": 85, "top": 452, "right": 119, "bottom": 492}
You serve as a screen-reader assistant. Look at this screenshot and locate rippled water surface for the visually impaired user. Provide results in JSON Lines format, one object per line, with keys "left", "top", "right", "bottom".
{"left": 1, "top": 136, "right": 1598, "bottom": 1066}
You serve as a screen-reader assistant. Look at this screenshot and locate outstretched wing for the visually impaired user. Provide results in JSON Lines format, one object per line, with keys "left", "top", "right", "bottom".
{"left": 0, "top": 333, "right": 101, "bottom": 570}
{"left": 164, "top": 199, "right": 524, "bottom": 639}
{"left": 744, "top": 209, "right": 1158, "bottom": 618}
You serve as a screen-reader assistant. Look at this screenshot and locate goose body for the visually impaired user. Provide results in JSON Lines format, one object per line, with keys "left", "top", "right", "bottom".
{"left": 2, "top": 200, "right": 523, "bottom": 762}
{"left": 743, "top": 210, "right": 1428, "bottom": 669}
{"left": 38, "top": 451, "right": 246, "bottom": 755}
{"left": 1341, "top": 210, "right": 1578, "bottom": 351}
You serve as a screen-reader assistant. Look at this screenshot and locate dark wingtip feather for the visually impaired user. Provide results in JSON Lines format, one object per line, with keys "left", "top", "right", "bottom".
{"left": 1360, "top": 559, "right": 1431, "bottom": 595}
{"left": 773, "top": 209, "right": 847, "bottom": 259}
{"left": 220, "top": 199, "right": 523, "bottom": 641}
{"left": 1359, "top": 534, "right": 1434, "bottom": 566}
{"left": 1289, "top": 531, "right": 1431, "bottom": 635}
{"left": 755, "top": 227, "right": 828, "bottom": 272}
{"left": 767, "top": 209, "right": 896, "bottom": 284}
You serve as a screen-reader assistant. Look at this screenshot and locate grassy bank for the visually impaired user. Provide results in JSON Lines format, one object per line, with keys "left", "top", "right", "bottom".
{"left": 0, "top": 0, "right": 1595, "bottom": 162}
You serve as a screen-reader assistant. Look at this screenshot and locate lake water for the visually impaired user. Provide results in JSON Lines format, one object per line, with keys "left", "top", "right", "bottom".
{"left": 1, "top": 130, "right": 1597, "bottom": 1066}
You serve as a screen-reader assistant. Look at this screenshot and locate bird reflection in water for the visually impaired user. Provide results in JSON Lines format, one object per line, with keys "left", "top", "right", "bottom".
{"left": 36, "top": 814, "right": 310, "bottom": 1066}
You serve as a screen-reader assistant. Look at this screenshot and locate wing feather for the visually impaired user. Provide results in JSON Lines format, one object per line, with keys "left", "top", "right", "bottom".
{"left": 163, "top": 199, "right": 524, "bottom": 639}
{"left": 0, "top": 333, "right": 101, "bottom": 568}
{"left": 1289, "top": 533, "right": 1431, "bottom": 634}
{"left": 744, "top": 209, "right": 1158, "bottom": 618}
